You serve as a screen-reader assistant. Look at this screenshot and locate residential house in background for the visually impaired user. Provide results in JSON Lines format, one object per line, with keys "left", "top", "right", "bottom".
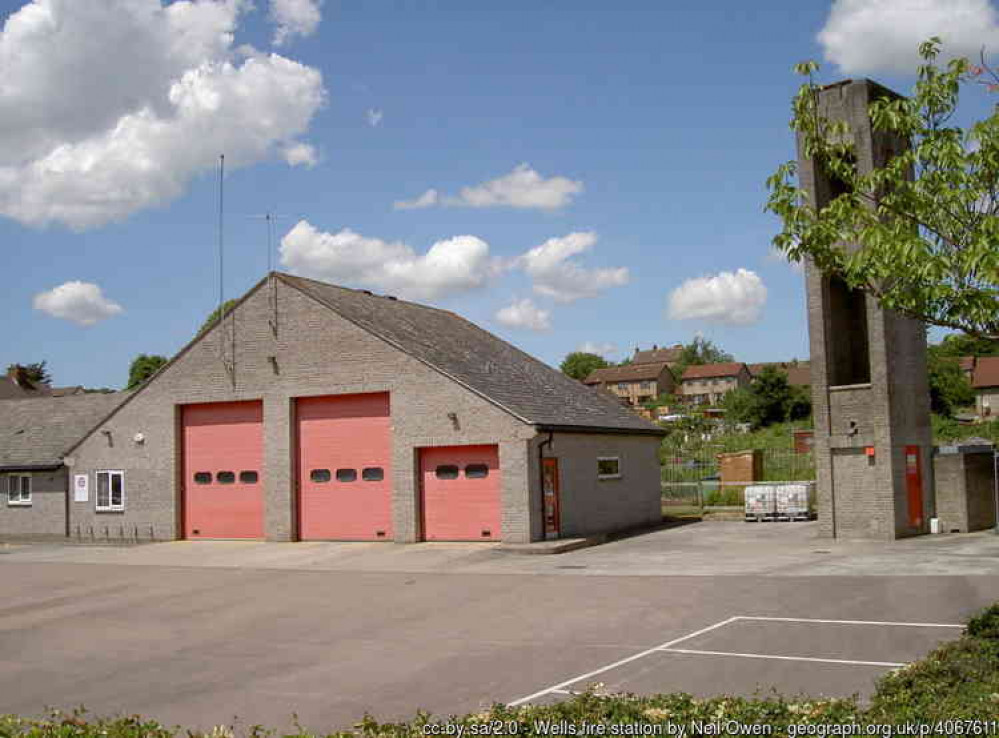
{"left": 747, "top": 360, "right": 811, "bottom": 388}
{"left": 679, "top": 362, "right": 751, "bottom": 406}
{"left": 972, "top": 357, "right": 999, "bottom": 418}
{"left": 584, "top": 362, "right": 675, "bottom": 408}
{"left": 0, "top": 366, "right": 51, "bottom": 401}
{"left": 631, "top": 344, "right": 684, "bottom": 367}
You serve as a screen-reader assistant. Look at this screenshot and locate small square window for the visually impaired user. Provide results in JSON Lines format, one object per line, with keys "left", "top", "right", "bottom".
{"left": 361, "top": 467, "right": 384, "bottom": 482}
{"left": 335, "top": 468, "right": 357, "bottom": 483}
{"left": 464, "top": 464, "right": 489, "bottom": 479}
{"left": 217, "top": 471, "right": 235, "bottom": 485}
{"left": 239, "top": 471, "right": 259, "bottom": 484}
{"left": 597, "top": 457, "right": 621, "bottom": 479}
{"left": 310, "top": 469, "right": 331, "bottom": 483}
{"left": 96, "top": 471, "right": 124, "bottom": 512}
{"left": 193, "top": 472, "right": 212, "bottom": 485}
{"left": 6, "top": 475, "right": 31, "bottom": 506}
{"left": 435, "top": 465, "right": 460, "bottom": 480}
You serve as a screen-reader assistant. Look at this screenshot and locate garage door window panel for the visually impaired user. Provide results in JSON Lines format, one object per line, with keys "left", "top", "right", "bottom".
{"left": 435, "top": 465, "right": 460, "bottom": 480}
{"left": 336, "top": 468, "right": 357, "bottom": 483}
{"left": 239, "top": 471, "right": 259, "bottom": 484}
{"left": 193, "top": 472, "right": 212, "bottom": 485}
{"left": 465, "top": 464, "right": 489, "bottom": 479}
{"left": 96, "top": 471, "right": 125, "bottom": 512}
{"left": 310, "top": 469, "right": 331, "bottom": 483}
{"left": 362, "top": 467, "right": 384, "bottom": 482}
{"left": 217, "top": 471, "right": 235, "bottom": 485}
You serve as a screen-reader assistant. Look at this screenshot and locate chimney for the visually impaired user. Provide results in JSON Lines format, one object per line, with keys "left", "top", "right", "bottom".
{"left": 653, "top": 344, "right": 658, "bottom": 350}
{"left": 7, "top": 364, "right": 32, "bottom": 389}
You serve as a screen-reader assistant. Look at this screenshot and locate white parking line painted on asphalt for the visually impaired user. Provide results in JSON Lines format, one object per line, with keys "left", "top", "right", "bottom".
{"left": 506, "top": 616, "right": 741, "bottom": 707}
{"left": 506, "top": 613, "right": 965, "bottom": 707}
{"left": 657, "top": 647, "right": 906, "bottom": 668}
{"left": 733, "top": 616, "right": 964, "bottom": 628}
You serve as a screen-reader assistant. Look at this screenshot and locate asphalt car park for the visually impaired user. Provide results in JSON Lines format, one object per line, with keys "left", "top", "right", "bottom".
{"left": 1, "top": 523, "right": 997, "bottom": 731}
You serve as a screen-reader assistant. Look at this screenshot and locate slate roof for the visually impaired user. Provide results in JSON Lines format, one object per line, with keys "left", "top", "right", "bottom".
{"left": 632, "top": 345, "right": 683, "bottom": 365}
{"left": 972, "top": 356, "right": 999, "bottom": 389}
{"left": 681, "top": 362, "right": 748, "bottom": 381}
{"left": 0, "top": 392, "right": 129, "bottom": 470}
{"left": 583, "top": 362, "right": 672, "bottom": 384}
{"left": 281, "top": 274, "right": 665, "bottom": 435}
{"left": 0, "top": 376, "right": 50, "bottom": 401}
{"left": 748, "top": 361, "right": 811, "bottom": 387}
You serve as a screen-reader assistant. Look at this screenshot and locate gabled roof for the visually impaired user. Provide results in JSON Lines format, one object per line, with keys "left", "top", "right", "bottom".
{"left": 633, "top": 345, "right": 683, "bottom": 365}
{"left": 0, "top": 375, "right": 50, "bottom": 401}
{"left": 281, "top": 274, "right": 664, "bottom": 435}
{"left": 584, "top": 362, "right": 672, "bottom": 384}
{"left": 747, "top": 361, "right": 811, "bottom": 387}
{"left": 0, "top": 392, "right": 129, "bottom": 471}
{"left": 681, "top": 362, "right": 748, "bottom": 381}
{"left": 972, "top": 356, "right": 999, "bottom": 389}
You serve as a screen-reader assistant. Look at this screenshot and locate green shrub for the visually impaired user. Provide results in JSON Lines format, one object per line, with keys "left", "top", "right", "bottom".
{"left": 703, "top": 488, "right": 744, "bottom": 506}
{"left": 967, "top": 603, "right": 999, "bottom": 641}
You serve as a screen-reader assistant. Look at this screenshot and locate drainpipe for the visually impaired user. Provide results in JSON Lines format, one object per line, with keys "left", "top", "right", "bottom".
{"left": 538, "top": 431, "right": 554, "bottom": 541}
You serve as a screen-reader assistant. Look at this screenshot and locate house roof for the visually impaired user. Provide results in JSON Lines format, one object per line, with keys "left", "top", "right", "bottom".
{"left": 583, "top": 362, "right": 672, "bottom": 384}
{"left": 280, "top": 274, "right": 665, "bottom": 435}
{"left": 681, "top": 362, "right": 747, "bottom": 381}
{"left": 972, "top": 356, "right": 999, "bottom": 389}
{"left": 0, "top": 376, "right": 51, "bottom": 401}
{"left": 632, "top": 345, "right": 683, "bottom": 365}
{"left": 747, "top": 361, "right": 811, "bottom": 387}
{"left": 958, "top": 356, "right": 976, "bottom": 373}
{"left": 0, "top": 392, "right": 129, "bottom": 470}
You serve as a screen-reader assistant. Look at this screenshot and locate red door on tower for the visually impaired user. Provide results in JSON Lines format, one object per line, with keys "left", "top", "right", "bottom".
{"left": 182, "top": 401, "right": 265, "bottom": 539}
{"left": 420, "top": 445, "right": 501, "bottom": 541}
{"left": 296, "top": 393, "right": 393, "bottom": 540}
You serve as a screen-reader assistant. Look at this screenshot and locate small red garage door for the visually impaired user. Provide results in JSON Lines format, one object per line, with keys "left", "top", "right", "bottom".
{"left": 182, "top": 400, "right": 264, "bottom": 539}
{"left": 420, "top": 445, "right": 501, "bottom": 541}
{"left": 297, "top": 392, "right": 392, "bottom": 540}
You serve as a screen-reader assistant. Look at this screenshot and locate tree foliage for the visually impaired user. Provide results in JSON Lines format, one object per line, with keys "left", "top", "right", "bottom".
{"left": 6, "top": 361, "right": 51, "bottom": 386}
{"left": 934, "top": 332, "right": 999, "bottom": 358}
{"left": 559, "top": 352, "right": 609, "bottom": 380}
{"left": 926, "top": 346, "right": 976, "bottom": 416}
{"left": 723, "top": 366, "right": 811, "bottom": 429}
{"left": 672, "top": 337, "right": 733, "bottom": 379}
{"left": 127, "top": 354, "right": 168, "bottom": 390}
{"left": 198, "top": 298, "right": 239, "bottom": 335}
{"left": 767, "top": 38, "right": 999, "bottom": 338}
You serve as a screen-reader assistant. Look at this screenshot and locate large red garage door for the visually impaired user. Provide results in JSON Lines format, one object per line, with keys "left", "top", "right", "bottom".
{"left": 182, "top": 400, "right": 264, "bottom": 539}
{"left": 297, "top": 392, "right": 392, "bottom": 540}
{"left": 420, "top": 445, "right": 501, "bottom": 541}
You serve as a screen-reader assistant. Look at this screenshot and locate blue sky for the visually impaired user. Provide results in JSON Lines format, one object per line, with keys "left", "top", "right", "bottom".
{"left": 2, "top": 0, "right": 996, "bottom": 389}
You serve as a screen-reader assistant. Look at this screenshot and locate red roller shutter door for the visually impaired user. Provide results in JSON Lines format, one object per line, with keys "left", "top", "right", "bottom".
{"left": 182, "top": 400, "right": 265, "bottom": 539}
{"left": 421, "top": 445, "right": 501, "bottom": 541}
{"left": 297, "top": 392, "right": 393, "bottom": 540}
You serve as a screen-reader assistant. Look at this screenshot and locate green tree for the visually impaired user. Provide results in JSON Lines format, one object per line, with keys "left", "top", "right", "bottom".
{"left": 723, "top": 366, "right": 811, "bottom": 429}
{"left": 935, "top": 333, "right": 999, "bottom": 358}
{"left": 6, "top": 361, "right": 51, "bottom": 386}
{"left": 672, "top": 337, "right": 734, "bottom": 379}
{"left": 127, "top": 354, "right": 168, "bottom": 390}
{"left": 767, "top": 38, "right": 999, "bottom": 338}
{"left": 198, "top": 298, "right": 239, "bottom": 335}
{"left": 927, "top": 345, "right": 976, "bottom": 416}
{"left": 560, "top": 352, "right": 609, "bottom": 380}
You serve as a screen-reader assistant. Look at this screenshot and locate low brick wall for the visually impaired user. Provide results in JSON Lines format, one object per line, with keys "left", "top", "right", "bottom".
{"left": 934, "top": 446, "right": 997, "bottom": 533}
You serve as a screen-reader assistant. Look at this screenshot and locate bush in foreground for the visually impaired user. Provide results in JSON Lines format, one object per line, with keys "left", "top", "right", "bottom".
{"left": 4, "top": 605, "right": 999, "bottom": 737}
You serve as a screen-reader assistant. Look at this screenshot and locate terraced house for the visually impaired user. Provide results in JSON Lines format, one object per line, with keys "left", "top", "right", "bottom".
{"left": 1, "top": 273, "right": 665, "bottom": 544}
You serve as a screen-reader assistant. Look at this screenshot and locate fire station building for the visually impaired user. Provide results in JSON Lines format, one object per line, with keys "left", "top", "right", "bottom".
{"left": 1, "top": 273, "right": 665, "bottom": 544}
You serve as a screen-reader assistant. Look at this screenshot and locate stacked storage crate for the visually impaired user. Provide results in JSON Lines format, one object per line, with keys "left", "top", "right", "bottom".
{"left": 744, "top": 485, "right": 776, "bottom": 522}
{"left": 775, "top": 483, "right": 816, "bottom": 521}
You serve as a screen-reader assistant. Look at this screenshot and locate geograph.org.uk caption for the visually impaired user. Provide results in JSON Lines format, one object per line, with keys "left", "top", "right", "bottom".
{"left": 421, "top": 719, "right": 999, "bottom": 738}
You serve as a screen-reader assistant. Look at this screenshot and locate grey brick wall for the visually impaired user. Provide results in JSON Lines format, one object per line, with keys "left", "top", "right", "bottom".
{"left": 799, "top": 80, "right": 933, "bottom": 540}
{"left": 0, "top": 468, "right": 67, "bottom": 539}
{"left": 67, "top": 277, "right": 543, "bottom": 543}
{"left": 934, "top": 451, "right": 997, "bottom": 533}
{"left": 540, "top": 432, "right": 661, "bottom": 538}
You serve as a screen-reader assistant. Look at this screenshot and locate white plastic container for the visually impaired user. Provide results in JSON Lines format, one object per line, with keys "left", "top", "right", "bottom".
{"left": 744, "top": 485, "right": 776, "bottom": 521}
{"left": 776, "top": 483, "right": 816, "bottom": 520}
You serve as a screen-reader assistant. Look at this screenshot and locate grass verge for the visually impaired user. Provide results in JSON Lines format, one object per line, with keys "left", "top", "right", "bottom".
{"left": 3, "top": 606, "right": 999, "bottom": 737}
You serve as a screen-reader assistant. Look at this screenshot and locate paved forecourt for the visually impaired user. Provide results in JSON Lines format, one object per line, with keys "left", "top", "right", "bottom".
{"left": 0, "top": 557, "right": 994, "bottom": 732}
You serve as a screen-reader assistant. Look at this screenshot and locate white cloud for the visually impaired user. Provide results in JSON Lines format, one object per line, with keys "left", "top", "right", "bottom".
{"left": 33, "top": 281, "right": 123, "bottom": 326}
{"left": 366, "top": 108, "right": 383, "bottom": 127}
{"left": 395, "top": 163, "right": 583, "bottom": 212}
{"left": 578, "top": 341, "right": 618, "bottom": 357}
{"left": 393, "top": 188, "right": 439, "bottom": 211}
{"left": 282, "top": 141, "right": 318, "bottom": 167}
{"left": 818, "top": 0, "right": 999, "bottom": 74}
{"left": 0, "top": 0, "right": 326, "bottom": 230}
{"left": 270, "top": 0, "right": 322, "bottom": 46}
{"left": 519, "top": 232, "right": 629, "bottom": 303}
{"left": 279, "top": 220, "right": 500, "bottom": 300}
{"left": 495, "top": 298, "right": 552, "bottom": 332}
{"left": 668, "top": 268, "right": 767, "bottom": 326}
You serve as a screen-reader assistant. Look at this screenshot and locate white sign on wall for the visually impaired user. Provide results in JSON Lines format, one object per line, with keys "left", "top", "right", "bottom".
{"left": 73, "top": 474, "right": 89, "bottom": 502}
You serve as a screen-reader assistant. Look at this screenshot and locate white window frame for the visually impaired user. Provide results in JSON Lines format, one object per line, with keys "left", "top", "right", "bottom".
{"left": 597, "top": 457, "right": 622, "bottom": 480}
{"left": 5, "top": 474, "right": 32, "bottom": 506}
{"left": 95, "top": 470, "right": 125, "bottom": 512}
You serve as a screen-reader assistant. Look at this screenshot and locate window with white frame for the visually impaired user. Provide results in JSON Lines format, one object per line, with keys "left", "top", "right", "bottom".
{"left": 6, "top": 474, "right": 31, "bottom": 505}
{"left": 597, "top": 457, "right": 622, "bottom": 480}
{"left": 96, "top": 471, "right": 125, "bottom": 512}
